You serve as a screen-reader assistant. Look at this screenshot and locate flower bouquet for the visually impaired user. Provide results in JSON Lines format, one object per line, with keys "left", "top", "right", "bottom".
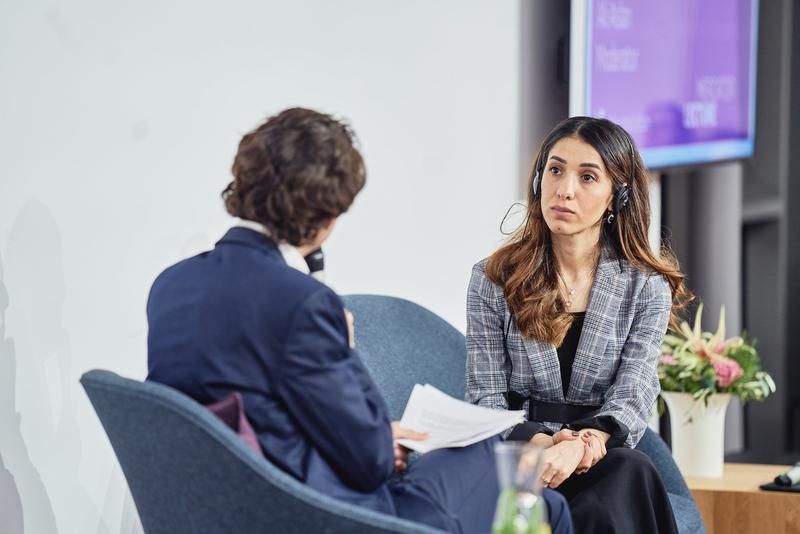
{"left": 658, "top": 303, "right": 775, "bottom": 409}
{"left": 657, "top": 303, "right": 775, "bottom": 477}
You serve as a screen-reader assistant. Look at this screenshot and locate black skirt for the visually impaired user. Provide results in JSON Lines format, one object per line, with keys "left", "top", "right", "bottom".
{"left": 555, "top": 447, "right": 679, "bottom": 534}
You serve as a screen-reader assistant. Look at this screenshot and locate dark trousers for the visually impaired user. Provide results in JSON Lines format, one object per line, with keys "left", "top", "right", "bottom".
{"left": 557, "top": 448, "right": 678, "bottom": 534}
{"left": 390, "top": 437, "right": 573, "bottom": 534}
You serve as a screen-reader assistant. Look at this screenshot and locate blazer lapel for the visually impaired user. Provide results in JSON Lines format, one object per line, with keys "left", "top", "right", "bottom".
{"left": 566, "top": 248, "right": 625, "bottom": 403}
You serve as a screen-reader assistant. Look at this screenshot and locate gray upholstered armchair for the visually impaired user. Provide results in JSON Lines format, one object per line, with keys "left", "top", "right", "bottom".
{"left": 81, "top": 370, "right": 442, "bottom": 533}
{"left": 342, "top": 294, "right": 705, "bottom": 534}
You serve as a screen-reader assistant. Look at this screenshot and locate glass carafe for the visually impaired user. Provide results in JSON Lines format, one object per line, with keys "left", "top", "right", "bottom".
{"left": 491, "top": 441, "right": 551, "bottom": 534}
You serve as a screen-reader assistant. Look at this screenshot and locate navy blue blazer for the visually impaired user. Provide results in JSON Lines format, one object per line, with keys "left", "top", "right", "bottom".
{"left": 147, "top": 227, "right": 397, "bottom": 513}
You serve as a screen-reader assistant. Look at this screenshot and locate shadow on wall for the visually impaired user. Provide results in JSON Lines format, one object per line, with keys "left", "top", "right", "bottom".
{"left": 0, "top": 455, "right": 24, "bottom": 534}
{"left": 0, "top": 248, "right": 56, "bottom": 533}
{"left": 3, "top": 199, "right": 112, "bottom": 533}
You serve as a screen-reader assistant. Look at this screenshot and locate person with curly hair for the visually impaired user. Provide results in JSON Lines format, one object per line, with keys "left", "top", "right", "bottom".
{"left": 146, "top": 107, "right": 573, "bottom": 534}
{"left": 467, "top": 117, "right": 691, "bottom": 533}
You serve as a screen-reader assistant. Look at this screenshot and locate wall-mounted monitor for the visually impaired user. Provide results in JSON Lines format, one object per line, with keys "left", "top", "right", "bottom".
{"left": 570, "top": 0, "right": 759, "bottom": 169}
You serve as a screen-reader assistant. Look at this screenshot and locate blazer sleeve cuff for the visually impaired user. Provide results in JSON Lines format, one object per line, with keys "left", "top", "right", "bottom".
{"left": 566, "top": 415, "right": 630, "bottom": 448}
{"left": 505, "top": 421, "right": 554, "bottom": 442}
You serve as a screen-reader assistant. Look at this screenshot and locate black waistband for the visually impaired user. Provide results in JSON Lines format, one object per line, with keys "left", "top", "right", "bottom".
{"left": 507, "top": 391, "right": 601, "bottom": 424}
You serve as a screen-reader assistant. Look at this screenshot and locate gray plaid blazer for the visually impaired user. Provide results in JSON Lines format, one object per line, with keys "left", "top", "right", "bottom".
{"left": 465, "top": 248, "right": 672, "bottom": 447}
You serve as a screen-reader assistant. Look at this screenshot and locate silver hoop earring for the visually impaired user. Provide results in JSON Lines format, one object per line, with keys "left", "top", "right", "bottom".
{"left": 606, "top": 212, "right": 615, "bottom": 224}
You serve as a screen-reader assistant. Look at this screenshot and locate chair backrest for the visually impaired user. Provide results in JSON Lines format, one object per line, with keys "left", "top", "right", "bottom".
{"left": 342, "top": 295, "right": 466, "bottom": 420}
{"left": 81, "top": 370, "right": 440, "bottom": 534}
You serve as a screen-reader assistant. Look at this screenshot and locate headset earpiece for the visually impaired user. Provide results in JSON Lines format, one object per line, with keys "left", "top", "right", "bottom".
{"left": 614, "top": 183, "right": 630, "bottom": 214}
{"left": 531, "top": 155, "right": 545, "bottom": 198}
{"left": 612, "top": 134, "right": 637, "bottom": 217}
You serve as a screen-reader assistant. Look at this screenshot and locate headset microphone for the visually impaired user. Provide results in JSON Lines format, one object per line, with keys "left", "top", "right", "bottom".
{"left": 304, "top": 247, "right": 325, "bottom": 282}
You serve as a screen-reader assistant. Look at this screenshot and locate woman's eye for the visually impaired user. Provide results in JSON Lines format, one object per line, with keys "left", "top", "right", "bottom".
{"left": 582, "top": 174, "right": 597, "bottom": 182}
{"left": 549, "top": 166, "right": 561, "bottom": 175}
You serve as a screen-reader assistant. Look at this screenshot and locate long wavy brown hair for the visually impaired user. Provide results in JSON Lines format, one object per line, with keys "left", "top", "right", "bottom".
{"left": 486, "top": 117, "right": 692, "bottom": 346}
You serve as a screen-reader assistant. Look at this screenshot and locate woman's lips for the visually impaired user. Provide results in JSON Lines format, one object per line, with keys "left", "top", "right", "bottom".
{"left": 551, "top": 206, "right": 575, "bottom": 214}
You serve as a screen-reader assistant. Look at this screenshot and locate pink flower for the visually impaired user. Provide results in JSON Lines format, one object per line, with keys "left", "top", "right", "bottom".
{"left": 659, "top": 354, "right": 678, "bottom": 366}
{"left": 712, "top": 357, "right": 743, "bottom": 388}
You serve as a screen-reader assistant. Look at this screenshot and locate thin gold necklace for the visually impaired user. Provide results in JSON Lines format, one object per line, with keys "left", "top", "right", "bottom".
{"left": 556, "top": 270, "right": 581, "bottom": 308}
{"left": 556, "top": 253, "right": 600, "bottom": 309}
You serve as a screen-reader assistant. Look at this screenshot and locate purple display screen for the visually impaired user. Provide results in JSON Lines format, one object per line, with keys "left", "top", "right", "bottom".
{"left": 574, "top": 0, "right": 758, "bottom": 168}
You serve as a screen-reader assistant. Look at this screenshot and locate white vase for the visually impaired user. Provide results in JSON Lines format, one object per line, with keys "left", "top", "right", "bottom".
{"left": 661, "top": 391, "right": 731, "bottom": 478}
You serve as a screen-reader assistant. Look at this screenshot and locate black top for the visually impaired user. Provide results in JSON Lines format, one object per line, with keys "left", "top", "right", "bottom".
{"left": 557, "top": 312, "right": 585, "bottom": 397}
{"left": 506, "top": 312, "right": 629, "bottom": 447}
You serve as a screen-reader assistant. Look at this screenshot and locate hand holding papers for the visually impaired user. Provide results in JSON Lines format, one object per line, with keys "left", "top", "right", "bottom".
{"left": 395, "top": 384, "right": 526, "bottom": 453}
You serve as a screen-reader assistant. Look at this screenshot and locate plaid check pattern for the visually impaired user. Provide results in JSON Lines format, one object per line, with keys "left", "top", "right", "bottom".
{"left": 465, "top": 248, "right": 672, "bottom": 447}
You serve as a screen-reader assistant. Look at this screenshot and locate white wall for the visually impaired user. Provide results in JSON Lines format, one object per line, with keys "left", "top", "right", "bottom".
{"left": 0, "top": 1, "right": 520, "bottom": 532}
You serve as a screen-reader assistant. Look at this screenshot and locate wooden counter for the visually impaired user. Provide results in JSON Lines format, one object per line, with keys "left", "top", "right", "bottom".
{"left": 685, "top": 463, "right": 800, "bottom": 534}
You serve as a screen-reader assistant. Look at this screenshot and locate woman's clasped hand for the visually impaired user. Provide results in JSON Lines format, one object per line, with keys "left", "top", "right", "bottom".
{"left": 538, "top": 429, "right": 608, "bottom": 488}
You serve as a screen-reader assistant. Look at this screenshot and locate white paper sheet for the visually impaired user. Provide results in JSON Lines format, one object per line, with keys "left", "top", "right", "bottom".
{"left": 395, "top": 384, "right": 525, "bottom": 453}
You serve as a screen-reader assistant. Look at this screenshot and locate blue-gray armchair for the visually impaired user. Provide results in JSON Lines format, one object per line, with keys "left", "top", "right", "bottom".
{"left": 81, "top": 370, "right": 442, "bottom": 534}
{"left": 342, "top": 294, "right": 705, "bottom": 534}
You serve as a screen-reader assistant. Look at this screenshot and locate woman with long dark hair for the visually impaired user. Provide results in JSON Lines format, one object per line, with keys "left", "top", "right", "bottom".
{"left": 467, "top": 116, "right": 691, "bottom": 532}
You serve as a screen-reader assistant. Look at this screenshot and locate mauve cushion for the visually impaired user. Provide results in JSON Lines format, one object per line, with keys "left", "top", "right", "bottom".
{"left": 205, "top": 392, "right": 263, "bottom": 456}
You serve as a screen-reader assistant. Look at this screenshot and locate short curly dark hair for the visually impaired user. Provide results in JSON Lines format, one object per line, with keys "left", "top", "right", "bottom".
{"left": 222, "top": 107, "right": 366, "bottom": 246}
